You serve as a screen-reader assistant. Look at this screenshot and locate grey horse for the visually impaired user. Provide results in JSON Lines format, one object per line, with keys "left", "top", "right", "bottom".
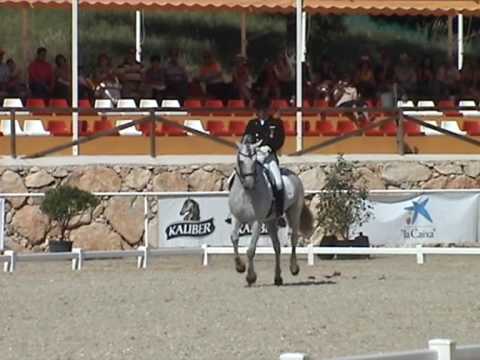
{"left": 229, "top": 140, "right": 313, "bottom": 286}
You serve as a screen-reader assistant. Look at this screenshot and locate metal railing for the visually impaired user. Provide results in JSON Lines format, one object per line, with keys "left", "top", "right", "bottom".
{"left": 0, "top": 105, "right": 479, "bottom": 158}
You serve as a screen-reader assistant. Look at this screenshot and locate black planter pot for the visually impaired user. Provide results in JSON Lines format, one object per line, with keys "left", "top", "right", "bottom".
{"left": 337, "top": 233, "right": 370, "bottom": 260}
{"left": 49, "top": 240, "right": 73, "bottom": 252}
{"left": 317, "top": 235, "right": 337, "bottom": 260}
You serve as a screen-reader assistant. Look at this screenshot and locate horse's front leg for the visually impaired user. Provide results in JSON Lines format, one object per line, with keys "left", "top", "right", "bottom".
{"left": 266, "top": 221, "right": 283, "bottom": 286}
{"left": 230, "top": 217, "right": 245, "bottom": 273}
{"left": 246, "top": 221, "right": 261, "bottom": 286}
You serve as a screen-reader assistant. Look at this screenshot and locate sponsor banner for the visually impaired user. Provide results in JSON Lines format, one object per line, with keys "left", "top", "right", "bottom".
{"left": 358, "top": 193, "right": 479, "bottom": 246}
{"left": 158, "top": 196, "right": 290, "bottom": 247}
{"left": 158, "top": 193, "right": 480, "bottom": 248}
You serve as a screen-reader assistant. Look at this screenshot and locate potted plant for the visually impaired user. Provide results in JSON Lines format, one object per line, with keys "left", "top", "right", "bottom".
{"left": 314, "top": 154, "right": 373, "bottom": 259}
{"left": 41, "top": 185, "right": 99, "bottom": 252}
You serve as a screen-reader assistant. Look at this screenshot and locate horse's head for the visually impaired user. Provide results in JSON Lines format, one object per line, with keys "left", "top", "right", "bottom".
{"left": 236, "top": 137, "right": 261, "bottom": 190}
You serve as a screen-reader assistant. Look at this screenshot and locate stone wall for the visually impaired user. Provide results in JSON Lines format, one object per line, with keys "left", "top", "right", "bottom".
{"left": 1, "top": 159, "right": 479, "bottom": 252}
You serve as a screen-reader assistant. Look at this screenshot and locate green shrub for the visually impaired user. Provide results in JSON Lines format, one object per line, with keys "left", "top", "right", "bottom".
{"left": 315, "top": 155, "right": 373, "bottom": 240}
{"left": 40, "top": 185, "right": 99, "bottom": 242}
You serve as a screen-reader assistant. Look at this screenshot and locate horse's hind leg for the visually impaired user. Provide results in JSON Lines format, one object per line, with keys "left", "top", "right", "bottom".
{"left": 246, "top": 221, "right": 261, "bottom": 286}
{"left": 266, "top": 221, "right": 283, "bottom": 286}
{"left": 286, "top": 206, "right": 300, "bottom": 276}
{"left": 230, "top": 217, "right": 245, "bottom": 273}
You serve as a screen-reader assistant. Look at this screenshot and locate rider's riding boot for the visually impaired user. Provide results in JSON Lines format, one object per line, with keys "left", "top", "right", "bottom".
{"left": 274, "top": 187, "right": 286, "bottom": 227}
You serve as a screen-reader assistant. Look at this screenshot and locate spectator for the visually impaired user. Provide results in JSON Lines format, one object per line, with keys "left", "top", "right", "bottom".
{"left": 434, "top": 64, "right": 450, "bottom": 100}
{"left": 273, "top": 51, "right": 293, "bottom": 99}
{"left": 53, "top": 54, "right": 70, "bottom": 100}
{"left": 117, "top": 48, "right": 144, "bottom": 99}
{"left": 416, "top": 56, "right": 435, "bottom": 98}
{"left": 231, "top": 54, "right": 251, "bottom": 103}
{"left": 197, "top": 50, "right": 225, "bottom": 100}
{"left": 144, "top": 55, "right": 165, "bottom": 101}
{"left": 0, "top": 49, "right": 9, "bottom": 99}
{"left": 445, "top": 59, "right": 461, "bottom": 96}
{"left": 164, "top": 47, "right": 189, "bottom": 103}
{"left": 316, "top": 56, "right": 335, "bottom": 83}
{"left": 333, "top": 75, "right": 367, "bottom": 125}
{"left": 257, "top": 58, "right": 280, "bottom": 99}
{"left": 92, "top": 54, "right": 121, "bottom": 101}
{"left": 459, "top": 61, "right": 477, "bottom": 99}
{"left": 5, "top": 58, "right": 27, "bottom": 99}
{"left": 354, "top": 56, "right": 376, "bottom": 100}
{"left": 394, "top": 53, "right": 417, "bottom": 99}
{"left": 28, "top": 47, "right": 54, "bottom": 100}
{"left": 374, "top": 50, "right": 395, "bottom": 107}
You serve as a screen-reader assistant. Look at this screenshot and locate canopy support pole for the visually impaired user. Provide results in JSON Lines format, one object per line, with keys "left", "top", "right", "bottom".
{"left": 71, "top": 0, "right": 79, "bottom": 156}
{"left": 447, "top": 16, "right": 453, "bottom": 60}
{"left": 458, "top": 14, "right": 464, "bottom": 70}
{"left": 295, "top": 0, "right": 303, "bottom": 152}
{"left": 135, "top": 10, "right": 142, "bottom": 62}
{"left": 240, "top": 12, "right": 247, "bottom": 57}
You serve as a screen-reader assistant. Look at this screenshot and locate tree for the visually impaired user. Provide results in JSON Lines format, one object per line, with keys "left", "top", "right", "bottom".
{"left": 315, "top": 155, "right": 373, "bottom": 241}
{"left": 40, "top": 185, "right": 99, "bottom": 242}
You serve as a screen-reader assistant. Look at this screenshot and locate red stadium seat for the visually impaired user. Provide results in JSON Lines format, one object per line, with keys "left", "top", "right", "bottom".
{"left": 162, "top": 122, "right": 185, "bottom": 136}
{"left": 463, "top": 120, "right": 480, "bottom": 136}
{"left": 364, "top": 124, "right": 384, "bottom": 136}
{"left": 405, "top": 121, "right": 423, "bottom": 136}
{"left": 383, "top": 121, "right": 397, "bottom": 136}
{"left": 47, "top": 120, "right": 72, "bottom": 136}
{"left": 205, "top": 99, "right": 227, "bottom": 116}
{"left": 227, "top": 99, "right": 252, "bottom": 117}
{"left": 207, "top": 120, "right": 231, "bottom": 136}
{"left": 271, "top": 99, "right": 289, "bottom": 109}
{"left": 49, "top": 98, "right": 69, "bottom": 108}
{"left": 94, "top": 120, "right": 117, "bottom": 135}
{"left": 139, "top": 122, "right": 163, "bottom": 136}
{"left": 283, "top": 120, "right": 296, "bottom": 136}
{"left": 79, "top": 99, "right": 92, "bottom": 109}
{"left": 229, "top": 120, "right": 246, "bottom": 136}
{"left": 27, "top": 98, "right": 48, "bottom": 115}
{"left": 337, "top": 120, "right": 358, "bottom": 134}
{"left": 315, "top": 120, "right": 338, "bottom": 136}
{"left": 438, "top": 100, "right": 461, "bottom": 117}
{"left": 184, "top": 99, "right": 204, "bottom": 116}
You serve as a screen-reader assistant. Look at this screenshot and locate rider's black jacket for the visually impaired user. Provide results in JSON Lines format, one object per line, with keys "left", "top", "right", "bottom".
{"left": 243, "top": 116, "right": 285, "bottom": 152}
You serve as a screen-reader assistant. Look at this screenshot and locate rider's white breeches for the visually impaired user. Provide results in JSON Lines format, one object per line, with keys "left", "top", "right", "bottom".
{"left": 259, "top": 152, "right": 283, "bottom": 190}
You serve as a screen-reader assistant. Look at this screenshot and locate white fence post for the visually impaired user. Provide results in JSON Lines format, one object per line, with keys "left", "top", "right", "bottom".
{"left": 416, "top": 244, "right": 425, "bottom": 264}
{"left": 202, "top": 244, "right": 208, "bottom": 266}
{"left": 72, "top": 248, "right": 83, "bottom": 271}
{"left": 307, "top": 243, "right": 314, "bottom": 266}
{"left": 137, "top": 246, "right": 148, "bottom": 269}
{"left": 280, "top": 353, "right": 308, "bottom": 360}
{"left": 3, "top": 250, "right": 15, "bottom": 273}
{"left": 429, "top": 338, "right": 456, "bottom": 360}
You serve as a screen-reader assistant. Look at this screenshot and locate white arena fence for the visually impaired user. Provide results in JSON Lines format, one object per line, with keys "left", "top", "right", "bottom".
{"left": 1, "top": 189, "right": 480, "bottom": 273}
{"left": 280, "top": 339, "right": 480, "bottom": 360}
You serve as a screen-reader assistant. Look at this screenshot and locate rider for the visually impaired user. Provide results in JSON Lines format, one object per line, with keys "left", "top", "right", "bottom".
{"left": 243, "top": 97, "right": 286, "bottom": 221}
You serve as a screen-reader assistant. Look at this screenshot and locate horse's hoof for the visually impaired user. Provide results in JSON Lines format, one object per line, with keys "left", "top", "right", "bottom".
{"left": 290, "top": 264, "right": 300, "bottom": 276}
{"left": 235, "top": 258, "right": 246, "bottom": 273}
{"left": 246, "top": 272, "right": 257, "bottom": 286}
{"left": 274, "top": 276, "right": 283, "bottom": 286}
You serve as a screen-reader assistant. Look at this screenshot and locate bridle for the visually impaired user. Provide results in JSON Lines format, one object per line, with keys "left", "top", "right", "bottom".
{"left": 235, "top": 147, "right": 258, "bottom": 187}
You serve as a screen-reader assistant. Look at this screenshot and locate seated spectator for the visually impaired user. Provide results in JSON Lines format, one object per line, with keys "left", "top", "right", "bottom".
{"left": 257, "top": 59, "right": 280, "bottom": 99}
{"left": 374, "top": 50, "right": 395, "bottom": 107}
{"left": 53, "top": 54, "right": 71, "bottom": 100}
{"left": 445, "top": 59, "right": 461, "bottom": 96}
{"left": 434, "top": 64, "right": 450, "bottom": 100}
{"left": 117, "top": 48, "right": 144, "bottom": 99}
{"left": 0, "top": 49, "right": 8, "bottom": 99}
{"left": 196, "top": 50, "right": 225, "bottom": 100}
{"left": 333, "top": 75, "right": 367, "bottom": 125}
{"left": 93, "top": 53, "right": 121, "bottom": 102}
{"left": 416, "top": 56, "right": 435, "bottom": 98}
{"left": 394, "top": 53, "right": 416, "bottom": 99}
{"left": 5, "top": 58, "right": 27, "bottom": 99}
{"left": 28, "top": 47, "right": 54, "bottom": 99}
{"left": 273, "top": 51, "right": 293, "bottom": 99}
{"left": 316, "top": 56, "right": 335, "bottom": 84}
{"left": 459, "top": 61, "right": 477, "bottom": 99}
{"left": 354, "top": 56, "right": 376, "bottom": 100}
{"left": 144, "top": 55, "right": 165, "bottom": 101}
{"left": 164, "top": 47, "right": 189, "bottom": 103}
{"left": 231, "top": 54, "right": 252, "bottom": 103}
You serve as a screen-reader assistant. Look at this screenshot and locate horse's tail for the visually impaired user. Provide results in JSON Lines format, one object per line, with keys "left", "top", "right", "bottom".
{"left": 299, "top": 201, "right": 314, "bottom": 238}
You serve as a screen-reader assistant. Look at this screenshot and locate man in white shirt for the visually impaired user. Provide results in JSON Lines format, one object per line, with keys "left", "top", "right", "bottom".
{"left": 333, "top": 77, "right": 367, "bottom": 125}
